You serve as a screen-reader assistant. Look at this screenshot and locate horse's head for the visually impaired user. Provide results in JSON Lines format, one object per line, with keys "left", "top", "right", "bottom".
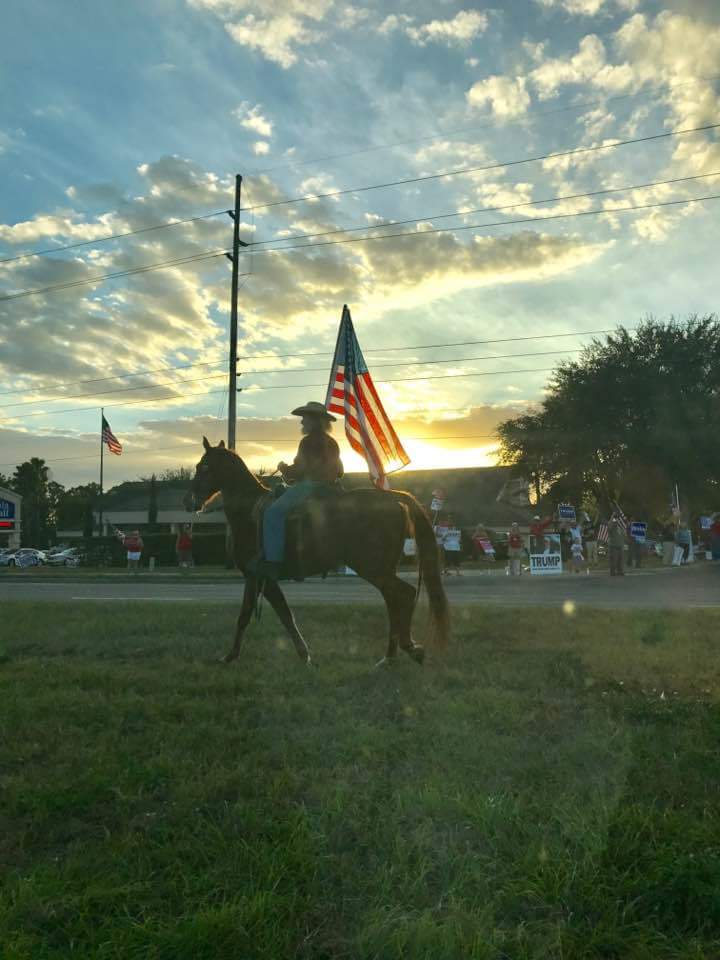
{"left": 184, "top": 436, "right": 227, "bottom": 512}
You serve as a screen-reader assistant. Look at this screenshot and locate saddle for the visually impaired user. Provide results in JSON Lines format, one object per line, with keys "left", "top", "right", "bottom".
{"left": 253, "top": 483, "right": 343, "bottom": 576}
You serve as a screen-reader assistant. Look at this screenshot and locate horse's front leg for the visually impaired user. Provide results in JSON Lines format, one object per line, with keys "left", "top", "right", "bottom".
{"left": 262, "top": 579, "right": 312, "bottom": 664}
{"left": 223, "top": 577, "right": 258, "bottom": 663}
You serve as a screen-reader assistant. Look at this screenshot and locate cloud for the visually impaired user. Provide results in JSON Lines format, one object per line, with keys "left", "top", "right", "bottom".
{"left": 232, "top": 101, "right": 273, "bottom": 137}
{"left": 252, "top": 141, "right": 270, "bottom": 155}
{"left": 189, "top": 0, "right": 333, "bottom": 67}
{"left": 406, "top": 10, "right": 488, "bottom": 46}
{"left": 535, "top": 0, "right": 639, "bottom": 15}
{"left": 530, "top": 34, "right": 607, "bottom": 99}
{"left": 467, "top": 75, "right": 531, "bottom": 118}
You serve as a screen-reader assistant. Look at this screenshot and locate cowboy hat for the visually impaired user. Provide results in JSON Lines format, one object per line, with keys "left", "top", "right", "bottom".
{"left": 291, "top": 401, "right": 336, "bottom": 421}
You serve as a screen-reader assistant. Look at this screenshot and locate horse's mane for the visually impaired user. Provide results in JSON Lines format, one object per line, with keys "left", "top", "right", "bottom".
{"left": 215, "top": 446, "right": 269, "bottom": 493}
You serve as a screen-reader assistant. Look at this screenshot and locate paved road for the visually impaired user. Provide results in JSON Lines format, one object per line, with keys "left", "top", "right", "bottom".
{"left": 1, "top": 564, "right": 717, "bottom": 608}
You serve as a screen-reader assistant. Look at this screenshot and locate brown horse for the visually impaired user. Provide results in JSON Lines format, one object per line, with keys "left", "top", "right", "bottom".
{"left": 186, "top": 437, "right": 450, "bottom": 666}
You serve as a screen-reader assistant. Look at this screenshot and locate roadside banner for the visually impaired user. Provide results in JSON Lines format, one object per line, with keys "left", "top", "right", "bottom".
{"left": 558, "top": 503, "right": 576, "bottom": 523}
{"left": 476, "top": 537, "right": 495, "bottom": 557}
{"left": 530, "top": 533, "right": 563, "bottom": 575}
{"left": 630, "top": 521, "right": 647, "bottom": 542}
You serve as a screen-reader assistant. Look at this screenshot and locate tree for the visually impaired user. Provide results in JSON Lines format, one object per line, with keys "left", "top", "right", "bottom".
{"left": 12, "top": 458, "right": 54, "bottom": 546}
{"left": 158, "top": 466, "right": 193, "bottom": 481}
{"left": 56, "top": 483, "right": 101, "bottom": 538}
{"left": 497, "top": 317, "right": 720, "bottom": 521}
{"left": 0, "top": 472, "right": 11, "bottom": 490}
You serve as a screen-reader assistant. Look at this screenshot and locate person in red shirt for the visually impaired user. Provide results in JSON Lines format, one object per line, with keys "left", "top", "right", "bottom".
{"left": 116, "top": 528, "right": 143, "bottom": 573}
{"left": 176, "top": 523, "right": 193, "bottom": 570}
{"left": 507, "top": 522, "right": 524, "bottom": 576}
{"left": 529, "top": 515, "right": 553, "bottom": 553}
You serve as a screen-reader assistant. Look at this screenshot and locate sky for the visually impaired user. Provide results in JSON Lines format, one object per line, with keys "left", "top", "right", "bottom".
{"left": 1, "top": 0, "right": 719, "bottom": 490}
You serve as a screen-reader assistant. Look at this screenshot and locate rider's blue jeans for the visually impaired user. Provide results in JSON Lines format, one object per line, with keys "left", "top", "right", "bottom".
{"left": 263, "top": 481, "right": 322, "bottom": 563}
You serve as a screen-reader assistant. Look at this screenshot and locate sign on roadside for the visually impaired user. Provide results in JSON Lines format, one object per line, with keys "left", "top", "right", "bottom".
{"left": 630, "top": 521, "right": 647, "bottom": 542}
{"left": 557, "top": 503, "right": 576, "bottom": 523}
{"left": 530, "top": 533, "right": 563, "bottom": 575}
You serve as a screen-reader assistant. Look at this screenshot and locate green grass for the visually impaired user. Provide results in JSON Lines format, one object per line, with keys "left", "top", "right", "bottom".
{"left": 2, "top": 603, "right": 720, "bottom": 959}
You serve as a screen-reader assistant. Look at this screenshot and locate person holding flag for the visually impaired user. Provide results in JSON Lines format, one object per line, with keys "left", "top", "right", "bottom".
{"left": 249, "top": 401, "right": 344, "bottom": 580}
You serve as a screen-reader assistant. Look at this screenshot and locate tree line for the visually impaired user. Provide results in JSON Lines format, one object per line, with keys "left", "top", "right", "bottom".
{"left": 0, "top": 465, "right": 192, "bottom": 547}
{"left": 496, "top": 315, "right": 720, "bottom": 524}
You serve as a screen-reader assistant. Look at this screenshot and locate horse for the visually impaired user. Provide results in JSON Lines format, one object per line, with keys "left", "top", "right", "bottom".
{"left": 185, "top": 437, "right": 450, "bottom": 666}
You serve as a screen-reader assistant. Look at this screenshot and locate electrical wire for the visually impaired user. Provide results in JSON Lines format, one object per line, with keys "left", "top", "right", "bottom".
{"left": 0, "top": 250, "right": 241, "bottom": 303}
{"left": 1, "top": 347, "right": 585, "bottom": 411}
{"left": 0, "top": 432, "right": 502, "bottom": 469}
{"left": 253, "top": 74, "right": 720, "bottom": 175}
{"left": 250, "top": 171, "right": 720, "bottom": 248}
{"left": 242, "top": 121, "right": 720, "bottom": 210}
{"left": 250, "top": 193, "right": 720, "bottom": 255}
{"left": 0, "top": 324, "right": 630, "bottom": 399}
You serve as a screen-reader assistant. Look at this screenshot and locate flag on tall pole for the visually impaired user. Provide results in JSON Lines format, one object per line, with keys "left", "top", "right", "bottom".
{"left": 102, "top": 415, "right": 123, "bottom": 455}
{"left": 326, "top": 305, "right": 410, "bottom": 489}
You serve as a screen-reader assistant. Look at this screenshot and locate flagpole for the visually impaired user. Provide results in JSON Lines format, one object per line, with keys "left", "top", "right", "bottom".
{"left": 99, "top": 408, "right": 104, "bottom": 537}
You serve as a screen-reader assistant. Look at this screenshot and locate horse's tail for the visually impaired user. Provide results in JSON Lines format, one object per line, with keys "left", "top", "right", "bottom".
{"left": 396, "top": 493, "right": 450, "bottom": 650}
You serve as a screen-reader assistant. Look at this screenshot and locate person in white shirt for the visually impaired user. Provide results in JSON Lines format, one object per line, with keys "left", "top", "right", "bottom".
{"left": 441, "top": 522, "right": 463, "bottom": 576}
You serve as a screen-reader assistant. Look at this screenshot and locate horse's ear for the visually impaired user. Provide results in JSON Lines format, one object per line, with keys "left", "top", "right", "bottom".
{"left": 218, "top": 439, "right": 226, "bottom": 448}
{"left": 202, "top": 435, "right": 211, "bottom": 452}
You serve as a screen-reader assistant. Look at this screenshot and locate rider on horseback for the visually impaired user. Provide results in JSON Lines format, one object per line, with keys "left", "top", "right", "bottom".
{"left": 251, "top": 401, "right": 344, "bottom": 579}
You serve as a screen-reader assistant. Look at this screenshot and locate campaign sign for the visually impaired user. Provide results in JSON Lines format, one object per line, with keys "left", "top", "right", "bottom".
{"left": 430, "top": 497, "right": 444, "bottom": 513}
{"left": 630, "top": 521, "right": 647, "bottom": 542}
{"left": 0, "top": 498, "right": 15, "bottom": 520}
{"left": 530, "top": 533, "right": 563, "bottom": 575}
{"left": 403, "top": 538, "right": 417, "bottom": 557}
{"left": 700, "top": 516, "right": 712, "bottom": 530}
{"left": 558, "top": 503, "right": 576, "bottom": 522}
{"left": 476, "top": 538, "right": 495, "bottom": 556}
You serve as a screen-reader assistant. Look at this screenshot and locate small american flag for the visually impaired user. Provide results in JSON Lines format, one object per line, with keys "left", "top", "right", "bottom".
{"left": 612, "top": 500, "right": 627, "bottom": 533}
{"left": 102, "top": 415, "right": 123, "bottom": 455}
{"left": 597, "top": 522, "right": 609, "bottom": 544}
{"left": 325, "top": 305, "right": 409, "bottom": 489}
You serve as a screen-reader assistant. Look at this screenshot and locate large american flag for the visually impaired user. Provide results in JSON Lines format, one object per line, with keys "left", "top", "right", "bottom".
{"left": 102, "top": 415, "right": 123, "bottom": 455}
{"left": 325, "top": 305, "right": 409, "bottom": 489}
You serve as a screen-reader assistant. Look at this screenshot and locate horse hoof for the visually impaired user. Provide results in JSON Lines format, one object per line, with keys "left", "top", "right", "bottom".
{"left": 375, "top": 656, "right": 397, "bottom": 668}
{"left": 405, "top": 645, "right": 425, "bottom": 665}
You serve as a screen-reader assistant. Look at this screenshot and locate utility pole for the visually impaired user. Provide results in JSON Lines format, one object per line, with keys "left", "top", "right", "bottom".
{"left": 226, "top": 174, "right": 247, "bottom": 450}
{"left": 225, "top": 175, "right": 247, "bottom": 567}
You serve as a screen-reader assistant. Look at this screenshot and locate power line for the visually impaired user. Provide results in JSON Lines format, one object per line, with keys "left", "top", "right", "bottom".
{"left": 250, "top": 171, "right": 720, "bottom": 248}
{"left": 0, "top": 432, "right": 502, "bottom": 470}
{"left": 4, "top": 188, "right": 716, "bottom": 309}
{"left": 3, "top": 160, "right": 716, "bottom": 305}
{"left": 0, "top": 366, "right": 560, "bottom": 423}
{"left": 0, "top": 250, "right": 241, "bottom": 303}
{"left": 242, "top": 121, "right": 720, "bottom": 210}
{"left": 250, "top": 193, "right": 720, "bottom": 255}
{"left": 253, "top": 74, "right": 720, "bottom": 175}
{"left": 2, "top": 348, "right": 584, "bottom": 411}
{"left": 0, "top": 325, "right": 626, "bottom": 399}
{"left": 3, "top": 74, "right": 716, "bottom": 268}
{"left": 0, "top": 210, "right": 230, "bottom": 266}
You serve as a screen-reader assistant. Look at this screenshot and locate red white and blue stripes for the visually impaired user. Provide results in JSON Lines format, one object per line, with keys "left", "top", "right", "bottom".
{"left": 326, "top": 305, "right": 409, "bottom": 489}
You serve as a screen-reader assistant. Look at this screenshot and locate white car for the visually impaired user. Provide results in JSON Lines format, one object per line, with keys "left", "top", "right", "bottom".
{"left": 0, "top": 548, "right": 47, "bottom": 567}
{"left": 46, "top": 548, "right": 82, "bottom": 567}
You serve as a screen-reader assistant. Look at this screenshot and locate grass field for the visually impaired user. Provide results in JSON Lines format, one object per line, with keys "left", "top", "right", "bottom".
{"left": 2, "top": 602, "right": 720, "bottom": 959}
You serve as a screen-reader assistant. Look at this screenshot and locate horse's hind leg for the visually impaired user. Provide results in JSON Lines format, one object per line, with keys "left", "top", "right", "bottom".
{"left": 262, "top": 579, "right": 311, "bottom": 664}
{"left": 394, "top": 577, "right": 425, "bottom": 665}
{"left": 223, "top": 578, "right": 258, "bottom": 663}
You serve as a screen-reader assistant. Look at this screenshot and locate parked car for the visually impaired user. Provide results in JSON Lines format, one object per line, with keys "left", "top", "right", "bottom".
{"left": 0, "top": 548, "right": 47, "bottom": 567}
{"left": 46, "top": 548, "right": 83, "bottom": 567}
